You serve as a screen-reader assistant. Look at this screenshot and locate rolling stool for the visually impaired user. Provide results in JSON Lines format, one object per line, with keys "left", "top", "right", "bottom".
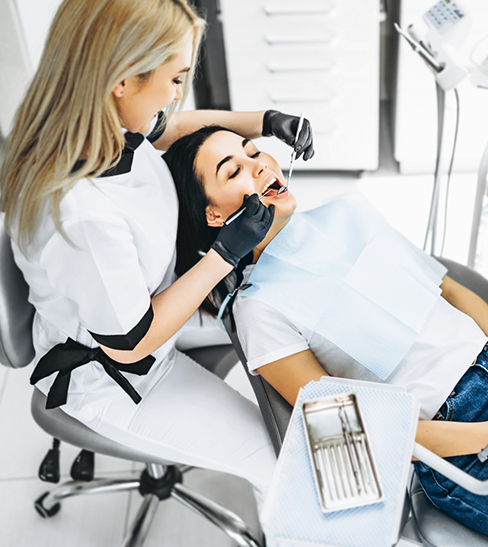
{"left": 0, "top": 222, "right": 262, "bottom": 547}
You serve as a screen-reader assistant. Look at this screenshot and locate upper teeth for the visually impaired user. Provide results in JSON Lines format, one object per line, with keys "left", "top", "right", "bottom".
{"left": 264, "top": 178, "right": 278, "bottom": 192}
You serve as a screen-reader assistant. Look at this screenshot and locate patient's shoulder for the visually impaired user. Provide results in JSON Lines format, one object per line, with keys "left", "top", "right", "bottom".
{"left": 233, "top": 292, "right": 296, "bottom": 332}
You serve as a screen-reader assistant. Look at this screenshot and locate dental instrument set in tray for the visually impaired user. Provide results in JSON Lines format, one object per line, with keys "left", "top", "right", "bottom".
{"left": 261, "top": 378, "right": 419, "bottom": 547}
{"left": 301, "top": 393, "right": 383, "bottom": 513}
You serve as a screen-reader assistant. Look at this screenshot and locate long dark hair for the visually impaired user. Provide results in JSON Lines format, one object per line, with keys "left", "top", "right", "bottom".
{"left": 163, "top": 125, "right": 235, "bottom": 315}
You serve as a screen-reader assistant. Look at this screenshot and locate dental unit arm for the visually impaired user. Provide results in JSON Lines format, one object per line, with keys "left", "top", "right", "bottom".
{"left": 403, "top": 0, "right": 471, "bottom": 92}
{"left": 395, "top": 1, "right": 471, "bottom": 257}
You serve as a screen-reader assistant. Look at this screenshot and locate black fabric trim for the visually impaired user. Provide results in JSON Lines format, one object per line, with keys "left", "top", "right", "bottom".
{"left": 89, "top": 304, "right": 154, "bottom": 351}
{"left": 235, "top": 251, "right": 254, "bottom": 287}
{"left": 30, "top": 338, "right": 156, "bottom": 409}
{"left": 99, "top": 132, "right": 144, "bottom": 177}
{"left": 71, "top": 131, "right": 145, "bottom": 177}
{"left": 146, "top": 111, "right": 167, "bottom": 144}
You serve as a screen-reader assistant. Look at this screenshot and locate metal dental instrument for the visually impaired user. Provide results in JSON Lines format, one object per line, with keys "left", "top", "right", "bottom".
{"left": 224, "top": 189, "right": 272, "bottom": 225}
{"left": 338, "top": 403, "right": 362, "bottom": 494}
{"left": 278, "top": 112, "right": 305, "bottom": 196}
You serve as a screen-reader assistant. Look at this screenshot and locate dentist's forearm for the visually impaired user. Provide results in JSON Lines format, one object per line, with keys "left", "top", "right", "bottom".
{"left": 99, "top": 249, "right": 233, "bottom": 363}
{"left": 155, "top": 110, "right": 266, "bottom": 150}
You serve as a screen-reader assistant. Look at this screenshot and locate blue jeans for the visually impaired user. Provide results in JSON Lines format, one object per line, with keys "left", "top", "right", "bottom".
{"left": 414, "top": 344, "right": 488, "bottom": 535}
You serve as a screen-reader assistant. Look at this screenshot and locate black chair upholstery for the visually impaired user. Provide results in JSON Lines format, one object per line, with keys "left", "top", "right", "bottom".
{"left": 0, "top": 226, "right": 35, "bottom": 369}
{"left": 410, "top": 473, "right": 488, "bottom": 546}
{"left": 224, "top": 320, "right": 291, "bottom": 457}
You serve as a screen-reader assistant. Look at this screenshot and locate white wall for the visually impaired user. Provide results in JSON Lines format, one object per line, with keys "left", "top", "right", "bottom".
{"left": 0, "top": 0, "right": 62, "bottom": 136}
{"left": 0, "top": 0, "right": 198, "bottom": 136}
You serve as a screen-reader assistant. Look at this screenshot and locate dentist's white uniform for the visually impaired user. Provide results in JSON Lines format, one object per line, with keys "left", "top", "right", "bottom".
{"left": 10, "top": 118, "right": 276, "bottom": 507}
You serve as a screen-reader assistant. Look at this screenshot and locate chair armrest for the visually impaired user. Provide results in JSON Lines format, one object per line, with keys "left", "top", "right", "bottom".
{"left": 413, "top": 443, "right": 488, "bottom": 495}
{"left": 223, "top": 314, "right": 292, "bottom": 456}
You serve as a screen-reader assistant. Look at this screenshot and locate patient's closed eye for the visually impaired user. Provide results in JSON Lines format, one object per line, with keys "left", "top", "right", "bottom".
{"left": 229, "top": 167, "right": 241, "bottom": 179}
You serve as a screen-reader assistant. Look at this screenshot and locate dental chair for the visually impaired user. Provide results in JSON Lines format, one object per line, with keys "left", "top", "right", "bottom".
{"left": 224, "top": 256, "right": 488, "bottom": 547}
{"left": 0, "top": 222, "right": 262, "bottom": 547}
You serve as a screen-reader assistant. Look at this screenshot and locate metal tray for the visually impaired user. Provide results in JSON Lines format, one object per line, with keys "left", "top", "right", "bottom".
{"left": 301, "top": 392, "right": 383, "bottom": 513}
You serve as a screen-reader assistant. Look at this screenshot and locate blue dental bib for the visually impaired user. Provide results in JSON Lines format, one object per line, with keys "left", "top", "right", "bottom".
{"left": 241, "top": 193, "right": 447, "bottom": 380}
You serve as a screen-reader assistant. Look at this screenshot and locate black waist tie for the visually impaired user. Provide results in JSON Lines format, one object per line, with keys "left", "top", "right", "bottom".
{"left": 30, "top": 338, "right": 156, "bottom": 409}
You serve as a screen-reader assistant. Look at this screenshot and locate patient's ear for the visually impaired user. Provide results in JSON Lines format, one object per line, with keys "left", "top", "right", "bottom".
{"left": 205, "top": 206, "right": 225, "bottom": 227}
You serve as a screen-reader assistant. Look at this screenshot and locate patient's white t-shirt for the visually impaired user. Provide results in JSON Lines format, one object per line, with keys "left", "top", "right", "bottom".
{"left": 234, "top": 265, "right": 488, "bottom": 420}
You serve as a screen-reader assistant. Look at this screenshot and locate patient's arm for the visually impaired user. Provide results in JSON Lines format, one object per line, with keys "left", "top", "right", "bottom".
{"left": 256, "top": 349, "right": 329, "bottom": 406}
{"left": 441, "top": 275, "right": 488, "bottom": 336}
{"left": 416, "top": 420, "right": 488, "bottom": 458}
{"left": 257, "top": 349, "right": 488, "bottom": 458}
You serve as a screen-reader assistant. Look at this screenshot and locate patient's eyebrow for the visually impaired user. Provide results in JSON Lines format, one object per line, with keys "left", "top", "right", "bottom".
{"left": 216, "top": 155, "right": 233, "bottom": 175}
{"left": 215, "top": 139, "right": 253, "bottom": 175}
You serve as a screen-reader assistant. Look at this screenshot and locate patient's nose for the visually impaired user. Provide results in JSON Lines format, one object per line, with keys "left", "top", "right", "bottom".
{"left": 253, "top": 159, "right": 267, "bottom": 177}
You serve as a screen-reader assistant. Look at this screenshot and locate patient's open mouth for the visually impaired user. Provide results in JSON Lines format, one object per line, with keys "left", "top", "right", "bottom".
{"left": 260, "top": 177, "right": 287, "bottom": 199}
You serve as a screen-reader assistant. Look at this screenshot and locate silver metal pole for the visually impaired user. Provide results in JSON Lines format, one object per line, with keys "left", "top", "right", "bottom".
{"left": 467, "top": 140, "right": 488, "bottom": 267}
{"left": 424, "top": 83, "right": 447, "bottom": 256}
{"left": 41, "top": 478, "right": 140, "bottom": 511}
{"left": 172, "top": 482, "right": 262, "bottom": 547}
{"left": 120, "top": 493, "right": 160, "bottom": 547}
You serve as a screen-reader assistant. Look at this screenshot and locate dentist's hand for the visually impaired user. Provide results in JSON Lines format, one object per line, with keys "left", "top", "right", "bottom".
{"left": 211, "top": 194, "right": 275, "bottom": 268}
{"left": 262, "top": 110, "right": 314, "bottom": 161}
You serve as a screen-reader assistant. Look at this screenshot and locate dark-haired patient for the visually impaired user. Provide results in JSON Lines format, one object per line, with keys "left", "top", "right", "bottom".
{"left": 164, "top": 126, "right": 488, "bottom": 535}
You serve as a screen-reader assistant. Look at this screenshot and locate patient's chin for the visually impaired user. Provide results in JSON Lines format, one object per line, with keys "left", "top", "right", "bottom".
{"left": 272, "top": 196, "right": 297, "bottom": 225}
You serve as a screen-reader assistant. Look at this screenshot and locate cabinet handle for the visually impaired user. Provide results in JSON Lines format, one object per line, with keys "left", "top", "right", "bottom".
{"left": 265, "top": 34, "right": 333, "bottom": 45}
{"left": 270, "top": 92, "right": 335, "bottom": 103}
{"left": 267, "top": 61, "right": 333, "bottom": 73}
{"left": 264, "top": 1, "right": 334, "bottom": 15}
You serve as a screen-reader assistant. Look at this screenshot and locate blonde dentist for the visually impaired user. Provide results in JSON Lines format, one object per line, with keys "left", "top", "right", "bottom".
{"left": 0, "top": 0, "right": 316, "bottom": 511}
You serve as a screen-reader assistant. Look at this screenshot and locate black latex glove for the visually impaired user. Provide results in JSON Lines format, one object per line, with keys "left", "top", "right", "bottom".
{"left": 211, "top": 194, "right": 275, "bottom": 268}
{"left": 262, "top": 110, "right": 314, "bottom": 161}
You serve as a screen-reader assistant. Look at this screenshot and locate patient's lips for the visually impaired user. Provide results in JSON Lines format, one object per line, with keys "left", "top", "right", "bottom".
{"left": 261, "top": 177, "right": 288, "bottom": 199}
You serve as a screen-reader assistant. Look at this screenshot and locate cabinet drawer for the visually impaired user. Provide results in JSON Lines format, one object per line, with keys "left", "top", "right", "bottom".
{"left": 225, "top": 51, "right": 378, "bottom": 86}
{"left": 228, "top": 81, "right": 336, "bottom": 108}
{"left": 220, "top": 0, "right": 335, "bottom": 25}
{"left": 221, "top": 1, "right": 378, "bottom": 48}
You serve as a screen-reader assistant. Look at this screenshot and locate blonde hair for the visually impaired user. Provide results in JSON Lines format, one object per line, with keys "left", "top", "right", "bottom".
{"left": 0, "top": 0, "right": 205, "bottom": 250}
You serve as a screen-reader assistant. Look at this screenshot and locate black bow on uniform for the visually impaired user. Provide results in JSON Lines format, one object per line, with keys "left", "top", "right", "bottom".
{"left": 30, "top": 338, "right": 155, "bottom": 409}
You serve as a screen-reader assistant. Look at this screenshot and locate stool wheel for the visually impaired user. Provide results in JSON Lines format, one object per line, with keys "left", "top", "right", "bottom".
{"left": 34, "top": 492, "right": 61, "bottom": 518}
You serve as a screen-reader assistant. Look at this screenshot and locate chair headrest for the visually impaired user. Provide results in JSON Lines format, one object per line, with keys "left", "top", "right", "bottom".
{"left": 0, "top": 223, "right": 35, "bottom": 368}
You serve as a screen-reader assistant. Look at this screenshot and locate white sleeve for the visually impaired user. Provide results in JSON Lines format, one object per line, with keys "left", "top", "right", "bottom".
{"left": 233, "top": 295, "right": 309, "bottom": 374}
{"left": 40, "top": 213, "right": 152, "bottom": 350}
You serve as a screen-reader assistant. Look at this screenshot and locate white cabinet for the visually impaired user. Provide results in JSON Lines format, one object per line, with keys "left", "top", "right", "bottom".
{"left": 219, "top": 0, "right": 382, "bottom": 171}
{"left": 393, "top": 0, "right": 488, "bottom": 174}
